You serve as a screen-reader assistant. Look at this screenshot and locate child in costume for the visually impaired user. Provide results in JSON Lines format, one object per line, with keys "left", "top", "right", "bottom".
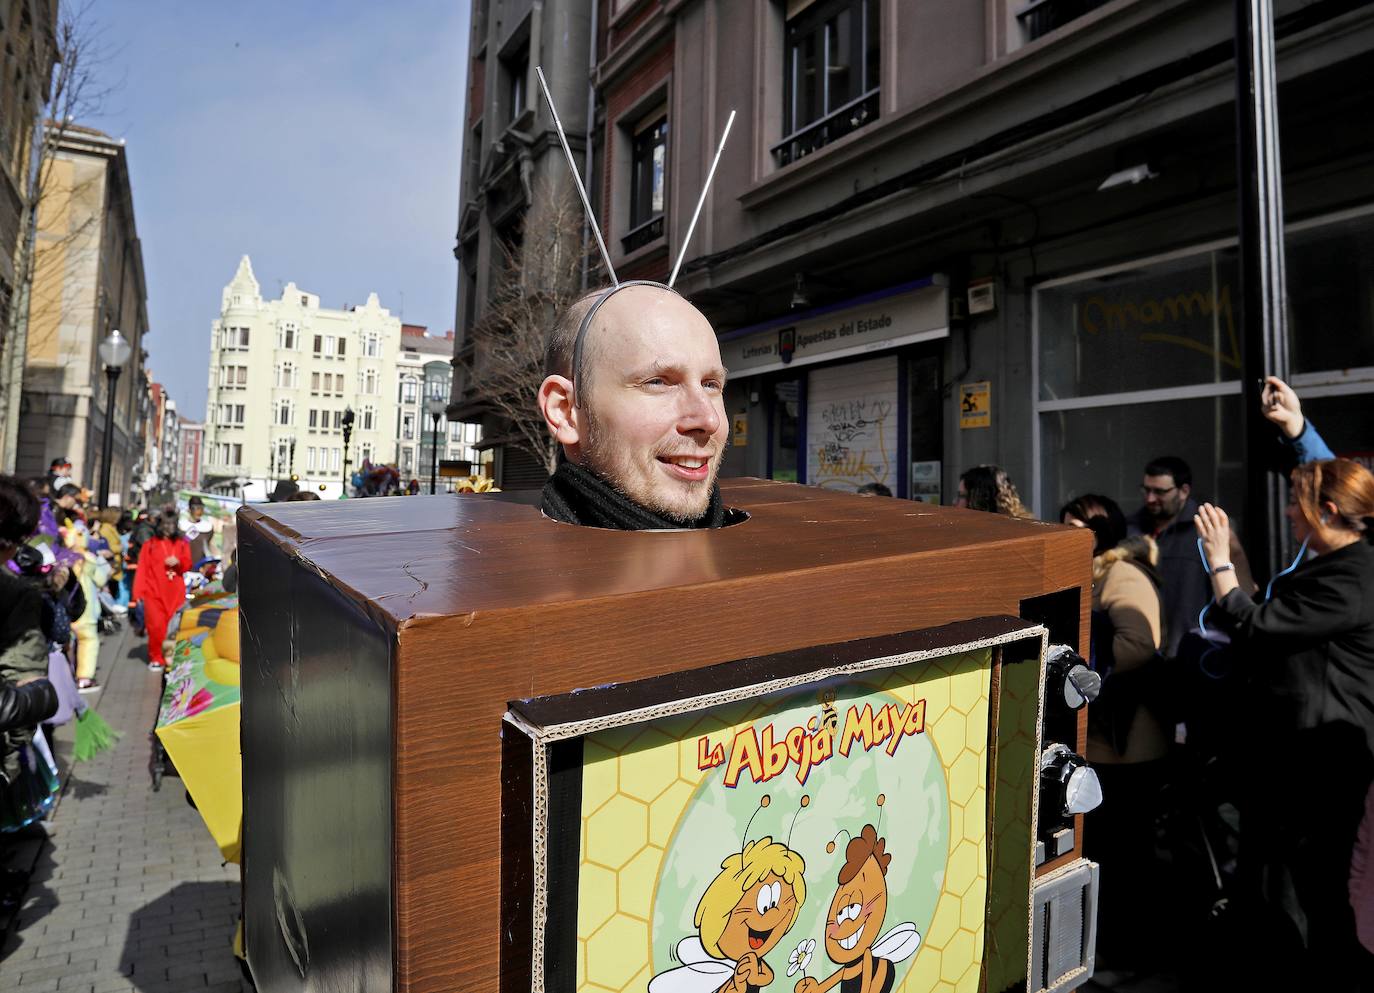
{"left": 131, "top": 511, "right": 191, "bottom": 671}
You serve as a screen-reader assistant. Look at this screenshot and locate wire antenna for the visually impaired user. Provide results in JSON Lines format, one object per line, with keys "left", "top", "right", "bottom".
{"left": 826, "top": 829, "right": 851, "bottom": 855}
{"left": 534, "top": 65, "right": 619, "bottom": 287}
{"left": 786, "top": 794, "right": 811, "bottom": 847}
{"left": 741, "top": 794, "right": 771, "bottom": 857}
{"left": 668, "top": 109, "right": 736, "bottom": 289}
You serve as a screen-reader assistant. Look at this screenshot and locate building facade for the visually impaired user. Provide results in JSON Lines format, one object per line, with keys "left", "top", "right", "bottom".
{"left": 16, "top": 123, "right": 150, "bottom": 504}
{"left": 202, "top": 256, "right": 402, "bottom": 501}
{"left": 177, "top": 418, "right": 204, "bottom": 491}
{"left": 0, "top": 0, "right": 58, "bottom": 472}
{"left": 450, "top": 0, "right": 595, "bottom": 489}
{"left": 395, "top": 323, "right": 485, "bottom": 488}
{"left": 455, "top": 0, "right": 1374, "bottom": 540}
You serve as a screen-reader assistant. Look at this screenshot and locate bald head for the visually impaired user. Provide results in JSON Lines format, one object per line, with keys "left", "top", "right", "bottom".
{"left": 537, "top": 283, "right": 730, "bottom": 522}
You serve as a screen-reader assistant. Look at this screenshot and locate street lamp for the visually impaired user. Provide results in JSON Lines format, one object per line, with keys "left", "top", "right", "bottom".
{"left": 96, "top": 329, "right": 132, "bottom": 507}
{"left": 424, "top": 396, "right": 445, "bottom": 495}
{"left": 341, "top": 407, "right": 356, "bottom": 494}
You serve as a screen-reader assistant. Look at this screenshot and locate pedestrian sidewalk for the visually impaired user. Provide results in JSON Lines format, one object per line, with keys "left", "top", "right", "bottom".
{"left": 0, "top": 623, "right": 250, "bottom": 993}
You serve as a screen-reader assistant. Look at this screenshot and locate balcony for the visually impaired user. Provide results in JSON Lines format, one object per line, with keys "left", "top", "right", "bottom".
{"left": 772, "top": 88, "right": 879, "bottom": 167}
{"left": 621, "top": 214, "right": 664, "bottom": 254}
{"left": 1017, "top": 0, "right": 1114, "bottom": 42}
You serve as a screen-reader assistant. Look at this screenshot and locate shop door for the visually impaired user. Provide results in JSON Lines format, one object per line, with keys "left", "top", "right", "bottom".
{"left": 806, "top": 355, "right": 900, "bottom": 492}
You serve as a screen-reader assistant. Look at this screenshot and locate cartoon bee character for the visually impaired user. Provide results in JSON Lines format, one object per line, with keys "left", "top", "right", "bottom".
{"left": 795, "top": 796, "right": 920, "bottom": 993}
{"left": 651, "top": 796, "right": 809, "bottom": 993}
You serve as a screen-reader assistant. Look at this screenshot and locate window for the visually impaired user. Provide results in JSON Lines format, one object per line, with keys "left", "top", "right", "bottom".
{"left": 223, "top": 326, "right": 250, "bottom": 350}
{"left": 218, "top": 404, "right": 246, "bottom": 427}
{"left": 336, "top": 336, "right": 346, "bottom": 357}
{"left": 330, "top": 448, "right": 341, "bottom": 471}
{"left": 311, "top": 371, "right": 321, "bottom": 394}
{"left": 364, "top": 369, "right": 377, "bottom": 395}
{"left": 301, "top": 294, "right": 309, "bottom": 307}
{"left": 360, "top": 444, "right": 373, "bottom": 463}
{"left": 504, "top": 44, "right": 529, "bottom": 124}
{"left": 333, "top": 410, "right": 343, "bottom": 430}
{"left": 1032, "top": 211, "right": 1374, "bottom": 524}
{"left": 625, "top": 114, "right": 668, "bottom": 253}
{"left": 401, "top": 447, "right": 414, "bottom": 475}
{"left": 278, "top": 362, "right": 296, "bottom": 388}
{"left": 776, "top": 0, "right": 880, "bottom": 166}
{"left": 278, "top": 400, "right": 292, "bottom": 426}
{"left": 362, "top": 406, "right": 375, "bottom": 432}
{"left": 307, "top": 447, "right": 317, "bottom": 471}
{"left": 400, "top": 379, "right": 418, "bottom": 404}
{"left": 309, "top": 409, "right": 319, "bottom": 429}
{"left": 278, "top": 323, "right": 297, "bottom": 349}
{"left": 402, "top": 412, "right": 416, "bottom": 441}
{"left": 313, "top": 334, "right": 323, "bottom": 355}
{"left": 220, "top": 365, "right": 248, "bottom": 388}
{"left": 364, "top": 333, "right": 380, "bottom": 358}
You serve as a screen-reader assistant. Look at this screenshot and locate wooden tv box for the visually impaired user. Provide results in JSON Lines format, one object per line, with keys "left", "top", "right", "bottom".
{"left": 237, "top": 479, "right": 1091, "bottom": 993}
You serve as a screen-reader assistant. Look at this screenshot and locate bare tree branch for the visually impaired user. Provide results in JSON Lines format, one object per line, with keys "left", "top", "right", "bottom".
{"left": 468, "top": 180, "right": 589, "bottom": 474}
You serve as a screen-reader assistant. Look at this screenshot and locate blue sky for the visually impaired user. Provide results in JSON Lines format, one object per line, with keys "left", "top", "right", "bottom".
{"left": 87, "top": 1, "right": 471, "bottom": 420}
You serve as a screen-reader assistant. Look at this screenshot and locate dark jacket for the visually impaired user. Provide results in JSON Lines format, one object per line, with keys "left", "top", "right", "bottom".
{"left": 1212, "top": 538, "right": 1374, "bottom": 752}
{"left": 1129, "top": 497, "right": 1253, "bottom": 657}
{"left": 0, "top": 678, "right": 58, "bottom": 734}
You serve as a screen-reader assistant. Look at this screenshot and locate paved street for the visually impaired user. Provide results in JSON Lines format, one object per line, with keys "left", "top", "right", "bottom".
{"left": 0, "top": 624, "right": 249, "bottom": 993}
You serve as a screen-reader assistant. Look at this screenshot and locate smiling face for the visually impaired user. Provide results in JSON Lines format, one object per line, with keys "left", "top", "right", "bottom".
{"left": 571, "top": 286, "right": 729, "bottom": 522}
{"left": 824, "top": 856, "right": 888, "bottom": 965}
{"left": 715, "top": 873, "right": 798, "bottom": 963}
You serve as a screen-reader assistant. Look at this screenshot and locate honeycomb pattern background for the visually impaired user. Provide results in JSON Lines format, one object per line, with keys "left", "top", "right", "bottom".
{"left": 575, "top": 649, "right": 993, "bottom": 993}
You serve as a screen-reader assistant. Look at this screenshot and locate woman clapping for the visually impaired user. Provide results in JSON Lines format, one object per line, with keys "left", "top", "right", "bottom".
{"left": 1194, "top": 459, "right": 1374, "bottom": 988}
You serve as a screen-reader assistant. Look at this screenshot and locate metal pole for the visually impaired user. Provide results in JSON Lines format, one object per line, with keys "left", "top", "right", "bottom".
{"left": 429, "top": 413, "right": 440, "bottom": 495}
{"left": 98, "top": 366, "right": 120, "bottom": 506}
{"left": 1235, "top": 0, "right": 1289, "bottom": 580}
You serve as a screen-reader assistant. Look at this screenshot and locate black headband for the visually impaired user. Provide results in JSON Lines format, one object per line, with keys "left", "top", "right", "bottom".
{"left": 571, "top": 281, "right": 678, "bottom": 407}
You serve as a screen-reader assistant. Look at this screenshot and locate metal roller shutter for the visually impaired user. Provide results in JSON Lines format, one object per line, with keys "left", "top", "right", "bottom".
{"left": 806, "top": 355, "right": 899, "bottom": 492}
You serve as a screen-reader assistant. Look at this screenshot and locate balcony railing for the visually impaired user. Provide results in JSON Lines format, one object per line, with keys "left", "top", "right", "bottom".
{"left": 771, "top": 88, "right": 879, "bottom": 167}
{"left": 622, "top": 214, "right": 664, "bottom": 254}
{"left": 1017, "top": 0, "right": 1113, "bottom": 42}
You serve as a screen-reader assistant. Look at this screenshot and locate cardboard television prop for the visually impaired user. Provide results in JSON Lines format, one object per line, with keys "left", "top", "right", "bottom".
{"left": 237, "top": 479, "right": 1093, "bottom": 993}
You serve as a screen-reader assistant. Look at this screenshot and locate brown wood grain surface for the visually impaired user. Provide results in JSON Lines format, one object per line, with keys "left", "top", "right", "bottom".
{"left": 242, "top": 479, "right": 1092, "bottom": 993}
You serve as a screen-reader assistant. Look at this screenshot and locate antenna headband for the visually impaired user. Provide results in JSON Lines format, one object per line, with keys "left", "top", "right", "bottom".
{"left": 571, "top": 281, "right": 678, "bottom": 408}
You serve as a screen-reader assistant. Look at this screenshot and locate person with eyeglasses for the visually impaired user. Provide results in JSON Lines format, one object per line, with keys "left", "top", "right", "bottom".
{"left": 1128, "top": 455, "right": 1256, "bottom": 658}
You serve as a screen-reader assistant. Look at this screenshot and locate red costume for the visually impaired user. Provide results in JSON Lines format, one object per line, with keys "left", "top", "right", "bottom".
{"left": 132, "top": 535, "right": 191, "bottom": 667}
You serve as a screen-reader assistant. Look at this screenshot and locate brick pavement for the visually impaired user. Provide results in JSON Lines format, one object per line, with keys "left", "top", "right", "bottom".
{"left": 0, "top": 623, "right": 250, "bottom": 993}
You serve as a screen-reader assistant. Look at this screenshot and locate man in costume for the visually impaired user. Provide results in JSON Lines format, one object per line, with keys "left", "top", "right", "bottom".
{"left": 537, "top": 283, "right": 736, "bottom": 530}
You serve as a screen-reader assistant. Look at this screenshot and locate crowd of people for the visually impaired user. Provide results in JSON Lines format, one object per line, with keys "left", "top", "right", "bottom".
{"left": 951, "top": 376, "right": 1374, "bottom": 987}
{"left": 0, "top": 463, "right": 226, "bottom": 911}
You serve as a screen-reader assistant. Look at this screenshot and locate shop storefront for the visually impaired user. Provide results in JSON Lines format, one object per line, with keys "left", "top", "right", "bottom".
{"left": 719, "top": 278, "right": 948, "bottom": 497}
{"left": 1032, "top": 205, "right": 1374, "bottom": 522}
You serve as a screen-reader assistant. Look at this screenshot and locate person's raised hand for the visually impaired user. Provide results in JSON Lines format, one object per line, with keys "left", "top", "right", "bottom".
{"left": 1193, "top": 503, "right": 1232, "bottom": 570}
{"left": 1262, "top": 375, "right": 1304, "bottom": 439}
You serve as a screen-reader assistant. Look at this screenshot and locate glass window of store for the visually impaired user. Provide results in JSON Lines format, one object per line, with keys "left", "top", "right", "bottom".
{"left": 1034, "top": 207, "right": 1374, "bottom": 529}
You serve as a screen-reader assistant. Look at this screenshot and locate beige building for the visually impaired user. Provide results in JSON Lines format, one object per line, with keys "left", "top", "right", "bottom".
{"left": 203, "top": 256, "right": 402, "bottom": 500}
{"left": 1, "top": 0, "right": 61, "bottom": 470}
{"left": 16, "top": 124, "right": 149, "bottom": 501}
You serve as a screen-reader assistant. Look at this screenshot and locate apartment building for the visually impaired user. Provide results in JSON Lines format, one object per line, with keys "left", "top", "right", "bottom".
{"left": 394, "top": 323, "right": 484, "bottom": 487}
{"left": 202, "top": 256, "right": 402, "bottom": 500}
{"left": 16, "top": 124, "right": 150, "bottom": 502}
{"left": 177, "top": 418, "right": 204, "bottom": 490}
{"left": 454, "top": 0, "right": 1374, "bottom": 532}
